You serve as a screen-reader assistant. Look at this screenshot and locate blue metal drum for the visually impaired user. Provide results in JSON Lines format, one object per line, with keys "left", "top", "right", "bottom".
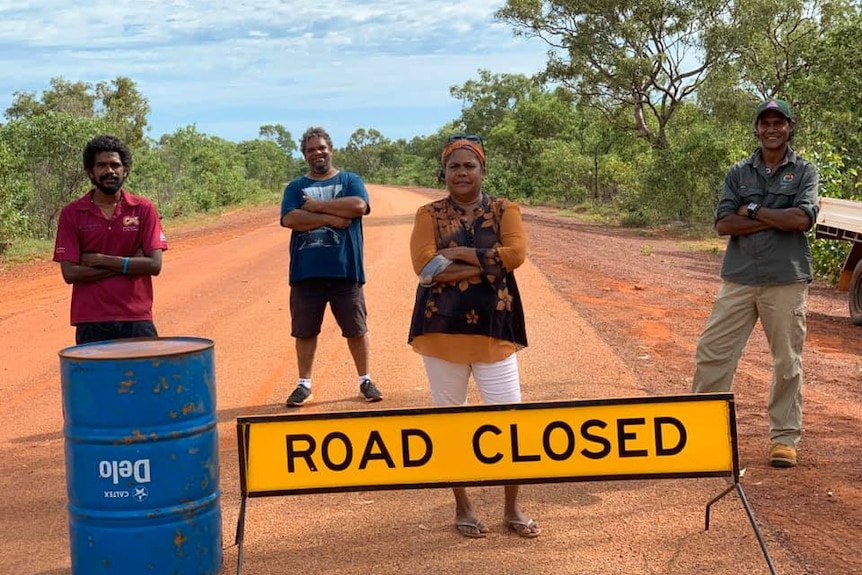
{"left": 59, "top": 337, "right": 222, "bottom": 574}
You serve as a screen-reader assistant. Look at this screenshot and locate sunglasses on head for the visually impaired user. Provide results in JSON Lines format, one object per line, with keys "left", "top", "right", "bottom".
{"left": 447, "top": 134, "right": 484, "bottom": 146}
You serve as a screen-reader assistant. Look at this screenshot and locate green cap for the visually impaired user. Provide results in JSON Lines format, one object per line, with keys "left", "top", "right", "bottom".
{"left": 755, "top": 99, "right": 793, "bottom": 121}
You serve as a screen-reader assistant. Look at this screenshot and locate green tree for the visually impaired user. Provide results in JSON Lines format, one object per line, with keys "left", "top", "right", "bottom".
{"left": 729, "top": 0, "right": 822, "bottom": 99}
{"left": 0, "top": 139, "right": 30, "bottom": 250}
{"left": 5, "top": 78, "right": 96, "bottom": 120}
{"left": 259, "top": 124, "right": 298, "bottom": 156}
{"left": 5, "top": 76, "right": 151, "bottom": 150}
{"left": 450, "top": 70, "right": 537, "bottom": 136}
{"left": 239, "top": 138, "right": 292, "bottom": 191}
{"left": 156, "top": 125, "right": 268, "bottom": 215}
{"left": 788, "top": 4, "right": 862, "bottom": 189}
{"left": 531, "top": 139, "right": 593, "bottom": 203}
{"left": 0, "top": 112, "right": 110, "bottom": 238}
{"left": 496, "top": 0, "right": 740, "bottom": 150}
{"left": 382, "top": 135, "right": 451, "bottom": 186}
{"left": 570, "top": 103, "right": 625, "bottom": 201}
{"left": 636, "top": 104, "right": 747, "bottom": 223}
{"left": 129, "top": 146, "right": 173, "bottom": 212}
{"left": 485, "top": 88, "right": 580, "bottom": 198}
{"left": 341, "top": 128, "right": 399, "bottom": 181}
{"left": 804, "top": 139, "right": 861, "bottom": 283}
{"left": 95, "top": 77, "right": 151, "bottom": 148}
{"left": 693, "top": 61, "right": 755, "bottom": 127}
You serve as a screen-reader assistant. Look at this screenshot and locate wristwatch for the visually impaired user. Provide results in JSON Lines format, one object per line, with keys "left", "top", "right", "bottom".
{"left": 747, "top": 202, "right": 760, "bottom": 219}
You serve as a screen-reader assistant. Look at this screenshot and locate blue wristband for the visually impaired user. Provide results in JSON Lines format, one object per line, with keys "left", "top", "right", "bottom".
{"left": 122, "top": 257, "right": 130, "bottom": 275}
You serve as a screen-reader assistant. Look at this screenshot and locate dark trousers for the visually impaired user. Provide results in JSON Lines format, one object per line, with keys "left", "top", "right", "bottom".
{"left": 75, "top": 321, "right": 158, "bottom": 345}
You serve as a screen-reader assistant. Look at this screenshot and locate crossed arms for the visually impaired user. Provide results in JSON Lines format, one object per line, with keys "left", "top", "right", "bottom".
{"left": 60, "top": 249, "right": 163, "bottom": 284}
{"left": 715, "top": 162, "right": 818, "bottom": 237}
{"left": 281, "top": 196, "right": 368, "bottom": 231}
{"left": 716, "top": 206, "right": 812, "bottom": 236}
{"left": 410, "top": 203, "right": 527, "bottom": 285}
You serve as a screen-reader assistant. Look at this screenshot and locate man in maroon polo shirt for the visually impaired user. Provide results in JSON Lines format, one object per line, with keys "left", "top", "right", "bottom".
{"left": 54, "top": 135, "right": 168, "bottom": 344}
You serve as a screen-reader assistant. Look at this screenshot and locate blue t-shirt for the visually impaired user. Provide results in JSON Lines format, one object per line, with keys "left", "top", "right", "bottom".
{"left": 280, "top": 171, "right": 370, "bottom": 284}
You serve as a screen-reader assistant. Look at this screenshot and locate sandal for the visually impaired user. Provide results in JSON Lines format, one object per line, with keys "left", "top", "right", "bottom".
{"left": 455, "top": 518, "right": 489, "bottom": 538}
{"left": 505, "top": 518, "right": 541, "bottom": 538}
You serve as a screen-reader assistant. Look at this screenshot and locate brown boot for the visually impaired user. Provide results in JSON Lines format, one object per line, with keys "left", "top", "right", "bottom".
{"left": 769, "top": 443, "right": 797, "bottom": 468}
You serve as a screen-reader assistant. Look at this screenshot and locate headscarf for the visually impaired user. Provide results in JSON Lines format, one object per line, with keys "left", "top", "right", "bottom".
{"left": 440, "top": 140, "right": 485, "bottom": 169}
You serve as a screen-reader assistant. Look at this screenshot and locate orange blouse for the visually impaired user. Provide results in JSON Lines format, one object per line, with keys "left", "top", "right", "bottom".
{"left": 408, "top": 195, "right": 527, "bottom": 363}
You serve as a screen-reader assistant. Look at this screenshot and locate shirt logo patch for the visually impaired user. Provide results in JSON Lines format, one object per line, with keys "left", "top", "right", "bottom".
{"left": 782, "top": 174, "right": 795, "bottom": 183}
{"left": 123, "top": 216, "right": 140, "bottom": 227}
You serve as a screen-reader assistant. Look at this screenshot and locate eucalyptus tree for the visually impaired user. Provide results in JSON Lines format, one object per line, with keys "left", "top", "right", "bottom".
{"left": 95, "top": 77, "right": 151, "bottom": 149}
{"left": 788, "top": 3, "right": 862, "bottom": 186}
{"left": 397, "top": 129, "right": 462, "bottom": 186}
{"left": 340, "top": 128, "right": 399, "bottom": 181}
{"left": 5, "top": 76, "right": 150, "bottom": 149}
{"left": 727, "top": 0, "right": 829, "bottom": 101}
{"left": 0, "top": 112, "right": 110, "bottom": 238}
{"left": 157, "top": 125, "right": 261, "bottom": 213}
{"left": 496, "top": 0, "right": 741, "bottom": 150}
{"left": 5, "top": 78, "right": 96, "bottom": 120}
{"left": 239, "top": 137, "right": 293, "bottom": 192}
{"left": 259, "top": 124, "right": 298, "bottom": 156}
{"left": 782, "top": 4, "right": 862, "bottom": 282}
{"left": 449, "top": 70, "right": 538, "bottom": 137}
{"left": 0, "top": 139, "right": 29, "bottom": 249}
{"left": 449, "top": 72, "right": 569, "bottom": 197}
{"left": 484, "top": 87, "right": 581, "bottom": 198}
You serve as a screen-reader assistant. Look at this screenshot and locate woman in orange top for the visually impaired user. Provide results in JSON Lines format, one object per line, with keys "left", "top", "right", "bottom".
{"left": 408, "top": 135, "right": 538, "bottom": 538}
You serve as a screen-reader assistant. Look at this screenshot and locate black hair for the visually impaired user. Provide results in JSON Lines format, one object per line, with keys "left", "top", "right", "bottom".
{"left": 83, "top": 135, "right": 132, "bottom": 171}
{"left": 300, "top": 127, "right": 334, "bottom": 154}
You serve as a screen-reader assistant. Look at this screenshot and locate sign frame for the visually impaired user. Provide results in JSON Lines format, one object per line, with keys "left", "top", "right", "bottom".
{"left": 231, "top": 393, "right": 776, "bottom": 575}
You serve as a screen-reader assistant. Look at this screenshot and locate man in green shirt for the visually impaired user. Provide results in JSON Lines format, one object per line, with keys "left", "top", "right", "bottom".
{"left": 692, "top": 99, "right": 819, "bottom": 468}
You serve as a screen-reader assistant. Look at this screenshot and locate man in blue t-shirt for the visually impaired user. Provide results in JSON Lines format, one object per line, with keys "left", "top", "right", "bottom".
{"left": 280, "top": 126, "right": 383, "bottom": 407}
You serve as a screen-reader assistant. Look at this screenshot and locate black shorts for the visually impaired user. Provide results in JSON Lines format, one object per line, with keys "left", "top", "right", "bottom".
{"left": 75, "top": 321, "right": 158, "bottom": 345}
{"left": 290, "top": 279, "right": 367, "bottom": 339}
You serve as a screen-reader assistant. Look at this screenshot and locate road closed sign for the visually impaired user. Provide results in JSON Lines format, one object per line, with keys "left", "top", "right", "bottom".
{"left": 236, "top": 393, "right": 737, "bottom": 496}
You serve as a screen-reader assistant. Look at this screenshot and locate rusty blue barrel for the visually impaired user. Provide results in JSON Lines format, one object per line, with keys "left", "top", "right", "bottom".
{"left": 59, "top": 337, "right": 222, "bottom": 574}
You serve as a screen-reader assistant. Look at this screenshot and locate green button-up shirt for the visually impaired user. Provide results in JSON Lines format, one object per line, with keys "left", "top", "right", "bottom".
{"left": 716, "top": 147, "right": 819, "bottom": 285}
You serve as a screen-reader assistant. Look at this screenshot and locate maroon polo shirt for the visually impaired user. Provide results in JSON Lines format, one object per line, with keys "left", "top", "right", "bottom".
{"left": 54, "top": 189, "right": 168, "bottom": 325}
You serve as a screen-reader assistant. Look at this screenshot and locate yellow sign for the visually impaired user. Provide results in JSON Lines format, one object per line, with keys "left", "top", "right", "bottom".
{"left": 237, "top": 394, "right": 736, "bottom": 495}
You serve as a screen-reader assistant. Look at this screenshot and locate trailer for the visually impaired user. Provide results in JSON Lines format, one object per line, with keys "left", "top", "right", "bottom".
{"left": 814, "top": 196, "right": 862, "bottom": 326}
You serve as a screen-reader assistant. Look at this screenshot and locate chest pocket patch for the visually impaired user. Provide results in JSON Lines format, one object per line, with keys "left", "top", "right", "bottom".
{"left": 122, "top": 215, "right": 140, "bottom": 232}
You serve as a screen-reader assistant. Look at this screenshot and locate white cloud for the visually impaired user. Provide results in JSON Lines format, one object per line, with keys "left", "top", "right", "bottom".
{"left": 0, "top": 0, "right": 551, "bottom": 144}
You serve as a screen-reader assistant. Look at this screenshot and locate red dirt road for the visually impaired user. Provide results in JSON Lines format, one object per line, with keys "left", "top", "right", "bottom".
{"left": 0, "top": 185, "right": 859, "bottom": 575}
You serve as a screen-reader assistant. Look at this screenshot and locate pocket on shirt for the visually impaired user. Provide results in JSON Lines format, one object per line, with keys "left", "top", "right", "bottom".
{"left": 766, "top": 186, "right": 797, "bottom": 210}
{"left": 739, "top": 187, "right": 764, "bottom": 204}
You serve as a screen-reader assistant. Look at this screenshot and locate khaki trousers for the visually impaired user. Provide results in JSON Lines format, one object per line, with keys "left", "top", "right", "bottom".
{"left": 692, "top": 281, "right": 808, "bottom": 446}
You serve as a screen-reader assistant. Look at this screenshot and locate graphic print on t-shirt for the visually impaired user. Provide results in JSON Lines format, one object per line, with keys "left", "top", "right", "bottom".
{"left": 298, "top": 183, "right": 344, "bottom": 251}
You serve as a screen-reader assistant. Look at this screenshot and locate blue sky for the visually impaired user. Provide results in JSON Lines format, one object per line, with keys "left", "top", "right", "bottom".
{"left": 0, "top": 1, "right": 550, "bottom": 147}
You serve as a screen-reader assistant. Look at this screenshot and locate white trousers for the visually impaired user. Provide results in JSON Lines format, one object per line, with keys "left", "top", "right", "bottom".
{"left": 422, "top": 353, "right": 521, "bottom": 406}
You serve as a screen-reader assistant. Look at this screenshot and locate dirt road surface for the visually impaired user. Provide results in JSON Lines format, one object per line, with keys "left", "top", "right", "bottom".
{"left": 0, "top": 185, "right": 859, "bottom": 575}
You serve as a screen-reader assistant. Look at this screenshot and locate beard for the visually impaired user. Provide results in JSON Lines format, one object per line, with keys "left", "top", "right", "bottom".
{"left": 90, "top": 173, "right": 125, "bottom": 195}
{"left": 310, "top": 157, "right": 331, "bottom": 175}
